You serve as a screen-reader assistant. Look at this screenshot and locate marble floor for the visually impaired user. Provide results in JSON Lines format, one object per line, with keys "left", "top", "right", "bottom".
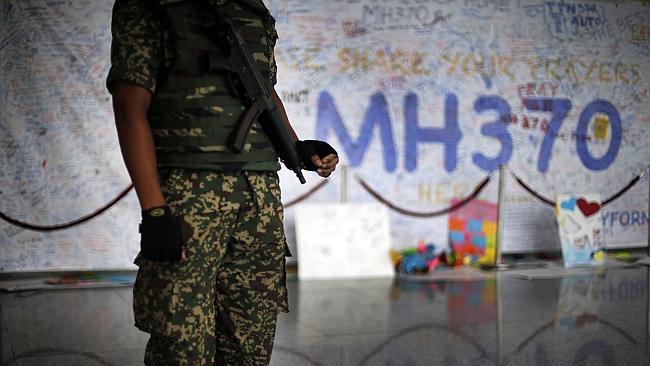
{"left": 1, "top": 266, "right": 649, "bottom": 365}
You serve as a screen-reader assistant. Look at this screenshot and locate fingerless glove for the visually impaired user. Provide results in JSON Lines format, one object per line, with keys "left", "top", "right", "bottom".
{"left": 295, "top": 140, "right": 338, "bottom": 171}
{"left": 139, "top": 206, "right": 184, "bottom": 263}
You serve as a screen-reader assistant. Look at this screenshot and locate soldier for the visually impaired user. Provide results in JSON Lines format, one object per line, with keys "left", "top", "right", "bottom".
{"left": 106, "top": 0, "right": 338, "bottom": 364}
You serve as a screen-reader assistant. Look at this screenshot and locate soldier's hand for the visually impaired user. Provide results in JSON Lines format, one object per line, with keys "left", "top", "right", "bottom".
{"left": 296, "top": 140, "right": 338, "bottom": 178}
{"left": 139, "top": 206, "right": 185, "bottom": 263}
{"left": 310, "top": 154, "right": 339, "bottom": 178}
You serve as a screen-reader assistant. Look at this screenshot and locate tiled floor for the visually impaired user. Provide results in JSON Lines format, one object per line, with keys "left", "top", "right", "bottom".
{"left": 1, "top": 266, "right": 649, "bottom": 365}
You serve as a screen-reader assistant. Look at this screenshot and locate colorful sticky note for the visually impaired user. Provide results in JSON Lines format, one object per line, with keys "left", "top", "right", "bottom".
{"left": 449, "top": 218, "right": 465, "bottom": 231}
{"left": 486, "top": 234, "right": 496, "bottom": 247}
{"left": 468, "top": 220, "right": 482, "bottom": 232}
{"left": 483, "top": 221, "right": 497, "bottom": 236}
{"left": 471, "top": 235, "right": 486, "bottom": 248}
{"left": 594, "top": 115, "right": 609, "bottom": 140}
{"left": 450, "top": 231, "right": 464, "bottom": 243}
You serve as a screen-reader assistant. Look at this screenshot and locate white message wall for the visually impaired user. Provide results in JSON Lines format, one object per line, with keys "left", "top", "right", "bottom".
{"left": 1, "top": 0, "right": 648, "bottom": 271}
{"left": 270, "top": 0, "right": 650, "bottom": 253}
{"left": 0, "top": 0, "right": 141, "bottom": 271}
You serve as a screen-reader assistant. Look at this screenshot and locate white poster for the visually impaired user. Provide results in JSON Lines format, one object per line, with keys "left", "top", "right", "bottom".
{"left": 294, "top": 203, "right": 394, "bottom": 279}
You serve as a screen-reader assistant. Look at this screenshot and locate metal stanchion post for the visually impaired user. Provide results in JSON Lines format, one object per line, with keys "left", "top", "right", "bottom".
{"left": 341, "top": 165, "right": 349, "bottom": 203}
{"left": 495, "top": 164, "right": 507, "bottom": 269}
{"left": 496, "top": 271, "right": 505, "bottom": 365}
{"left": 643, "top": 163, "right": 650, "bottom": 353}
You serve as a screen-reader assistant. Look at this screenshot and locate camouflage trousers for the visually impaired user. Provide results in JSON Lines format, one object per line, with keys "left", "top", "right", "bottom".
{"left": 132, "top": 169, "right": 289, "bottom": 366}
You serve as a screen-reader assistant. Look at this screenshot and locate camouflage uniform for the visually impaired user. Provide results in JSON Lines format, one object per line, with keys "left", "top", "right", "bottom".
{"left": 107, "top": 0, "right": 288, "bottom": 364}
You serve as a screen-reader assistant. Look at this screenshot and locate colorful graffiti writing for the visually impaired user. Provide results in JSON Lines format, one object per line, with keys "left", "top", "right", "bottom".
{"left": 316, "top": 92, "right": 623, "bottom": 173}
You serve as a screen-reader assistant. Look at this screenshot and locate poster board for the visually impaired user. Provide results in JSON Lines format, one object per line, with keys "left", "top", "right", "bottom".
{"left": 556, "top": 194, "right": 605, "bottom": 267}
{"left": 294, "top": 204, "right": 394, "bottom": 279}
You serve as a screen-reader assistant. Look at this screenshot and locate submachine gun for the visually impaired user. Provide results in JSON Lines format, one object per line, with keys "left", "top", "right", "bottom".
{"left": 195, "top": 1, "right": 307, "bottom": 184}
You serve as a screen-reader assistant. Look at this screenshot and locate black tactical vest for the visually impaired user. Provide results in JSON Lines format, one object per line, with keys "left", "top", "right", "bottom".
{"left": 148, "top": 0, "right": 280, "bottom": 171}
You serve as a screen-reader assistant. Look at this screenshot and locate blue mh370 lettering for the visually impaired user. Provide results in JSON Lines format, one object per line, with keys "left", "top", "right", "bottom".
{"left": 316, "top": 91, "right": 622, "bottom": 173}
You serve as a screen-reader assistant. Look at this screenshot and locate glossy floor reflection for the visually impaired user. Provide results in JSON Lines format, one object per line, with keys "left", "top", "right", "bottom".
{"left": 1, "top": 266, "right": 649, "bottom": 365}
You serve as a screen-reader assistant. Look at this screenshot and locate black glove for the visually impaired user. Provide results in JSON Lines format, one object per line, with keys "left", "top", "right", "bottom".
{"left": 295, "top": 140, "right": 338, "bottom": 171}
{"left": 139, "top": 205, "right": 184, "bottom": 263}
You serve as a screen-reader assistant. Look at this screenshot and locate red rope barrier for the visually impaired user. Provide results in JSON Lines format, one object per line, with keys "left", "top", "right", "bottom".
{"left": 284, "top": 179, "right": 330, "bottom": 208}
{"left": 0, "top": 185, "right": 134, "bottom": 232}
{"left": 509, "top": 173, "right": 555, "bottom": 207}
{"left": 509, "top": 170, "right": 646, "bottom": 208}
{"left": 355, "top": 172, "right": 494, "bottom": 218}
{"left": 1, "top": 177, "right": 330, "bottom": 231}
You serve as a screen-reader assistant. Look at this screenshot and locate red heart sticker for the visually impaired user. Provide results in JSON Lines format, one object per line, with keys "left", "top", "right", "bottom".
{"left": 577, "top": 198, "right": 600, "bottom": 217}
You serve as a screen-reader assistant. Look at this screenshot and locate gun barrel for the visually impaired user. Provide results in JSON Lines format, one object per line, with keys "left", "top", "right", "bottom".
{"left": 294, "top": 169, "right": 307, "bottom": 184}
{"left": 261, "top": 107, "right": 306, "bottom": 185}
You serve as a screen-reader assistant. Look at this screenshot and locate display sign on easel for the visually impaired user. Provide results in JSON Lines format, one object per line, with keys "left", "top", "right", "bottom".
{"left": 556, "top": 194, "right": 606, "bottom": 268}
{"left": 294, "top": 203, "right": 394, "bottom": 280}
